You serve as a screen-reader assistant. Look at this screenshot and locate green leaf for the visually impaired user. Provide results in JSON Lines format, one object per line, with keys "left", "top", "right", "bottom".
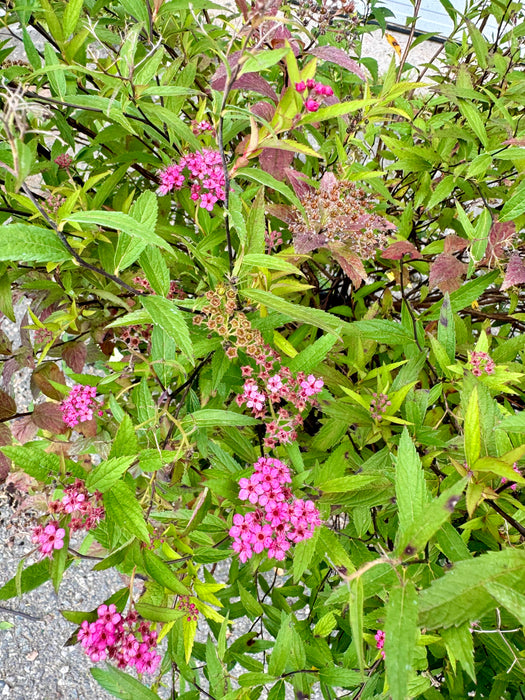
{"left": 63, "top": 0, "right": 84, "bottom": 36}
{"left": 135, "top": 602, "right": 186, "bottom": 623}
{"left": 184, "top": 409, "right": 259, "bottom": 428}
{"left": 483, "top": 581, "right": 525, "bottom": 625}
{"left": 139, "top": 246, "right": 170, "bottom": 297}
{"left": 0, "top": 559, "right": 52, "bottom": 600}
{"left": 66, "top": 212, "right": 173, "bottom": 254}
{"left": 441, "top": 623, "right": 476, "bottom": 682}
{"left": 238, "top": 583, "right": 263, "bottom": 618}
{"left": 385, "top": 582, "right": 418, "bottom": 700}
{"left": 500, "top": 179, "right": 525, "bottom": 222}
{"left": 242, "top": 289, "right": 346, "bottom": 336}
{"left": 395, "top": 428, "right": 428, "bottom": 535}
{"left": 85, "top": 456, "right": 136, "bottom": 493}
{"left": 437, "top": 293, "right": 455, "bottom": 363}
{"left": 464, "top": 388, "right": 481, "bottom": 467}
{"left": 458, "top": 100, "right": 488, "bottom": 148}
{"left": 418, "top": 549, "right": 525, "bottom": 629}
{"left": 0, "top": 445, "right": 59, "bottom": 483}
{"left": 424, "top": 271, "right": 499, "bottom": 320}
{"left": 498, "top": 412, "right": 525, "bottom": 433}
{"left": 240, "top": 254, "right": 301, "bottom": 275}
{"left": 109, "top": 415, "right": 138, "bottom": 458}
{"left": 349, "top": 577, "right": 364, "bottom": 675}
{"left": 103, "top": 481, "right": 150, "bottom": 543}
{"left": 91, "top": 667, "right": 160, "bottom": 700}
{"left": 183, "top": 617, "right": 198, "bottom": 663}
{"left": 0, "top": 225, "right": 69, "bottom": 263}
{"left": 317, "top": 667, "right": 361, "bottom": 688}
{"left": 351, "top": 319, "right": 415, "bottom": 345}
{"left": 229, "top": 190, "right": 247, "bottom": 246}
{"left": 141, "top": 295, "right": 193, "bottom": 362}
{"left": 298, "top": 98, "right": 373, "bottom": 126}
{"left": 268, "top": 613, "right": 293, "bottom": 677}
{"left": 436, "top": 522, "right": 471, "bottom": 562}
{"left": 292, "top": 526, "right": 320, "bottom": 583}
{"left": 233, "top": 169, "right": 302, "bottom": 208}
{"left": 472, "top": 457, "right": 525, "bottom": 482}
{"left": 240, "top": 48, "right": 290, "bottom": 75}
{"left": 287, "top": 333, "right": 337, "bottom": 373}
{"left": 427, "top": 174, "right": 456, "bottom": 209}
{"left": 142, "top": 549, "right": 191, "bottom": 595}
{"left": 397, "top": 478, "right": 467, "bottom": 556}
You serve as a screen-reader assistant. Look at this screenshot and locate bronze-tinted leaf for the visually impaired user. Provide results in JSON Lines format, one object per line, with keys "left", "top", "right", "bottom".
{"left": 62, "top": 342, "right": 87, "bottom": 374}
{"left": 251, "top": 101, "right": 275, "bottom": 123}
{"left": 76, "top": 418, "right": 97, "bottom": 438}
{"left": 332, "top": 245, "right": 368, "bottom": 288}
{"left": 259, "top": 148, "right": 294, "bottom": 180}
{"left": 310, "top": 46, "right": 366, "bottom": 80}
{"left": 0, "top": 329, "right": 12, "bottom": 355}
{"left": 11, "top": 416, "right": 38, "bottom": 444}
{"left": 501, "top": 252, "right": 525, "bottom": 291}
{"left": 381, "top": 241, "right": 422, "bottom": 260}
{"left": 482, "top": 221, "right": 515, "bottom": 266}
{"left": 31, "top": 363, "right": 67, "bottom": 401}
{"left": 429, "top": 253, "right": 467, "bottom": 293}
{"left": 284, "top": 167, "right": 314, "bottom": 199}
{"left": 0, "top": 423, "right": 12, "bottom": 482}
{"left": 444, "top": 234, "right": 469, "bottom": 255}
{"left": 211, "top": 52, "right": 278, "bottom": 103}
{"left": 0, "top": 389, "right": 16, "bottom": 421}
{"left": 32, "top": 403, "right": 67, "bottom": 434}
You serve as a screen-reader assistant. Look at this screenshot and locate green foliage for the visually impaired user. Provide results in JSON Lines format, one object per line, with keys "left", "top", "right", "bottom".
{"left": 1, "top": 0, "right": 525, "bottom": 697}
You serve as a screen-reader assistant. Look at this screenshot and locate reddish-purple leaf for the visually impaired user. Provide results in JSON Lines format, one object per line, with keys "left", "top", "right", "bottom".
{"left": 1, "top": 357, "right": 18, "bottom": 390}
{"left": 0, "top": 389, "right": 16, "bottom": 421}
{"left": 501, "top": 252, "right": 525, "bottom": 291}
{"left": 234, "top": 0, "right": 249, "bottom": 19}
{"left": 251, "top": 101, "right": 276, "bottom": 123}
{"left": 502, "top": 138, "right": 525, "bottom": 146}
{"left": 211, "top": 53, "right": 278, "bottom": 103}
{"left": 310, "top": 46, "right": 366, "bottom": 80}
{"left": 294, "top": 231, "right": 326, "bottom": 255}
{"left": 32, "top": 403, "right": 67, "bottom": 434}
{"left": 381, "top": 241, "right": 423, "bottom": 260}
{"left": 31, "top": 363, "right": 67, "bottom": 402}
{"left": 259, "top": 147, "right": 294, "bottom": 180}
{"left": 332, "top": 246, "right": 368, "bottom": 287}
{"left": 62, "top": 342, "right": 87, "bottom": 374}
{"left": 268, "top": 24, "right": 301, "bottom": 56}
{"left": 11, "top": 416, "right": 38, "bottom": 445}
{"left": 284, "top": 167, "right": 314, "bottom": 199}
{"left": 266, "top": 203, "right": 295, "bottom": 225}
{"left": 0, "top": 423, "right": 12, "bottom": 483}
{"left": 444, "top": 234, "right": 469, "bottom": 255}
{"left": 482, "top": 220, "right": 516, "bottom": 265}
{"left": 319, "top": 172, "right": 338, "bottom": 194}
{"left": 429, "top": 253, "right": 467, "bottom": 293}
{"left": 76, "top": 417, "right": 97, "bottom": 438}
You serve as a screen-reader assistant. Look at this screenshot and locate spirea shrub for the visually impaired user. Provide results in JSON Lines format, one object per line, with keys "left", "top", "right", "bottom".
{"left": 0, "top": 0, "right": 525, "bottom": 698}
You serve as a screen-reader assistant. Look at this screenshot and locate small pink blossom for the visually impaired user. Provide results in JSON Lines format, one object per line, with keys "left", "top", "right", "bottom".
{"left": 295, "top": 81, "right": 306, "bottom": 92}
{"left": 305, "top": 98, "right": 319, "bottom": 112}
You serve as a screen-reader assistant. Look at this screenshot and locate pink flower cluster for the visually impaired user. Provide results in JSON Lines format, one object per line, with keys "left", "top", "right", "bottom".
{"left": 158, "top": 149, "right": 226, "bottom": 211}
{"left": 370, "top": 392, "right": 391, "bottom": 421}
{"left": 191, "top": 120, "right": 215, "bottom": 136}
{"left": 60, "top": 384, "right": 99, "bottom": 428}
{"left": 49, "top": 479, "right": 105, "bottom": 532}
{"left": 54, "top": 153, "right": 73, "bottom": 169}
{"left": 295, "top": 78, "right": 334, "bottom": 112}
{"left": 265, "top": 229, "right": 283, "bottom": 251}
{"left": 230, "top": 457, "right": 321, "bottom": 563}
{"left": 177, "top": 596, "right": 199, "bottom": 622}
{"left": 31, "top": 520, "right": 65, "bottom": 558}
{"left": 469, "top": 351, "right": 495, "bottom": 376}
{"left": 45, "top": 192, "right": 65, "bottom": 214}
{"left": 237, "top": 358, "right": 323, "bottom": 447}
{"left": 501, "top": 463, "right": 522, "bottom": 491}
{"left": 78, "top": 605, "right": 161, "bottom": 674}
{"left": 375, "top": 630, "right": 385, "bottom": 659}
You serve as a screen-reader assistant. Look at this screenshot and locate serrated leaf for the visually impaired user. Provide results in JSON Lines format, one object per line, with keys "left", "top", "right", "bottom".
{"left": 91, "top": 667, "right": 160, "bottom": 700}
{"left": 441, "top": 623, "right": 475, "bottom": 682}
{"left": 238, "top": 582, "right": 263, "bottom": 618}
{"left": 483, "top": 581, "right": 525, "bottom": 625}
{"left": 103, "top": 480, "right": 149, "bottom": 543}
{"left": 0, "top": 559, "right": 53, "bottom": 600}
{"left": 437, "top": 293, "right": 455, "bottom": 362}
{"left": 135, "top": 602, "right": 186, "bottom": 623}
{"left": 85, "top": 456, "right": 135, "bottom": 493}
{"left": 0, "top": 445, "right": 59, "bottom": 483}
{"left": 268, "top": 613, "right": 292, "bottom": 677}
{"left": 395, "top": 428, "right": 428, "bottom": 536}
{"left": 142, "top": 549, "right": 190, "bottom": 595}
{"left": 292, "top": 527, "right": 319, "bottom": 583}
{"left": 109, "top": 415, "right": 138, "bottom": 458}
{"left": 464, "top": 388, "right": 481, "bottom": 467}
{"left": 184, "top": 409, "right": 259, "bottom": 428}
{"left": 500, "top": 179, "right": 525, "bottom": 222}
{"left": 349, "top": 577, "right": 364, "bottom": 675}
{"left": 385, "top": 582, "right": 418, "bottom": 700}
{"left": 0, "top": 225, "right": 70, "bottom": 262}
{"left": 142, "top": 295, "right": 193, "bottom": 362}
{"left": 418, "top": 549, "right": 525, "bottom": 629}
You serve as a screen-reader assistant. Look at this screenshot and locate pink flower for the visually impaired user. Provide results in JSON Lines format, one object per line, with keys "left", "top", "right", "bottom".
{"left": 32, "top": 520, "right": 65, "bottom": 558}
{"left": 295, "top": 81, "right": 306, "bottom": 92}
{"left": 60, "top": 384, "right": 98, "bottom": 428}
{"left": 306, "top": 78, "right": 316, "bottom": 89}
{"left": 54, "top": 153, "right": 72, "bottom": 169}
{"left": 305, "top": 98, "right": 319, "bottom": 112}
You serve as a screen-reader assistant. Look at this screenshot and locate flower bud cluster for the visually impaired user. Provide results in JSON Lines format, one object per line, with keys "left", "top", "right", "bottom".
{"left": 78, "top": 605, "right": 161, "bottom": 674}
{"left": 191, "top": 120, "right": 215, "bottom": 136}
{"left": 230, "top": 457, "right": 321, "bottom": 563}
{"left": 49, "top": 479, "right": 105, "bottom": 532}
{"left": 60, "top": 384, "right": 100, "bottom": 428}
{"left": 295, "top": 78, "right": 334, "bottom": 112}
{"left": 265, "top": 229, "right": 283, "bottom": 252}
{"left": 44, "top": 192, "right": 65, "bottom": 214}
{"left": 370, "top": 392, "right": 391, "bottom": 421}
{"left": 469, "top": 351, "right": 495, "bottom": 376}
{"left": 54, "top": 153, "right": 73, "bottom": 169}
{"left": 501, "top": 462, "right": 521, "bottom": 491}
{"left": 158, "top": 149, "right": 225, "bottom": 211}
{"left": 177, "top": 595, "right": 199, "bottom": 622}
